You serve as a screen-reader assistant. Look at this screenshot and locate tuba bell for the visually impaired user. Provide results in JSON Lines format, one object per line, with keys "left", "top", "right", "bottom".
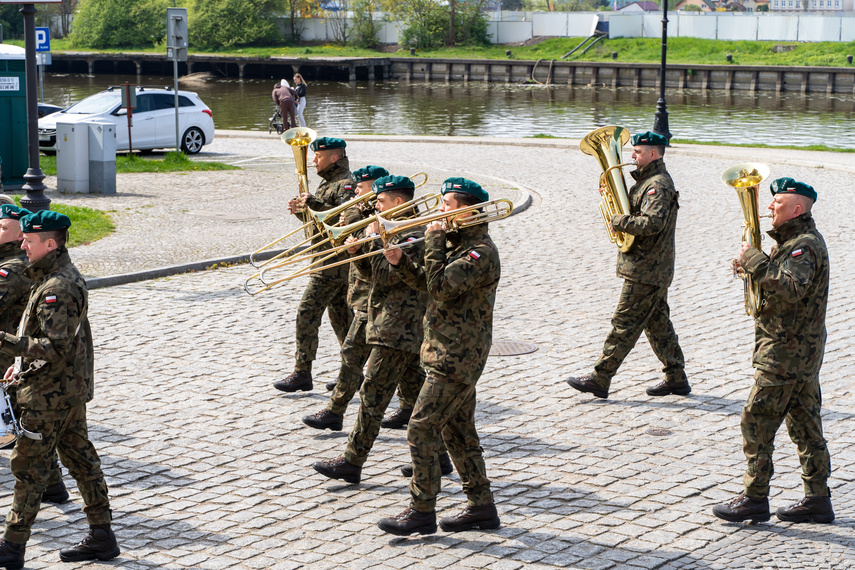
{"left": 282, "top": 127, "right": 318, "bottom": 240}
{"left": 580, "top": 126, "right": 635, "bottom": 252}
{"left": 722, "top": 162, "right": 771, "bottom": 318}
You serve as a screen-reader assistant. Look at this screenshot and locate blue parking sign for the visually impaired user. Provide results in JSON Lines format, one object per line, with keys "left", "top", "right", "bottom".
{"left": 35, "top": 27, "right": 50, "bottom": 52}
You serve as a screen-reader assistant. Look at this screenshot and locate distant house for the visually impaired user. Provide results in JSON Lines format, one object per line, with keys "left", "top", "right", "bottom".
{"left": 675, "top": 0, "right": 747, "bottom": 9}
{"left": 770, "top": 0, "right": 853, "bottom": 10}
{"left": 617, "top": 1, "right": 661, "bottom": 11}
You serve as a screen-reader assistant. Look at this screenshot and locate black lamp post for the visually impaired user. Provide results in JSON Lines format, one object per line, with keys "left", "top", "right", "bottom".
{"left": 652, "top": 0, "right": 672, "bottom": 140}
{"left": 19, "top": 3, "right": 51, "bottom": 212}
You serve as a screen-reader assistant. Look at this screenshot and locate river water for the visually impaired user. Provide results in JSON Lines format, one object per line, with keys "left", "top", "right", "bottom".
{"left": 40, "top": 72, "right": 855, "bottom": 149}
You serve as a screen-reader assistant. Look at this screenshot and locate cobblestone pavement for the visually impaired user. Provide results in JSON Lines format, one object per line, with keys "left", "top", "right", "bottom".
{"left": 1, "top": 135, "right": 853, "bottom": 569}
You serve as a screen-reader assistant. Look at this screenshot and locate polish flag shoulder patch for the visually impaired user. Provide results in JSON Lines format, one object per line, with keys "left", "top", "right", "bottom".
{"left": 469, "top": 251, "right": 481, "bottom": 260}
{"left": 407, "top": 237, "right": 417, "bottom": 242}
{"left": 0, "top": 269, "right": 8, "bottom": 278}
{"left": 45, "top": 295, "right": 57, "bottom": 304}
{"left": 792, "top": 249, "right": 803, "bottom": 257}
{"left": 647, "top": 189, "right": 656, "bottom": 196}
{"left": 344, "top": 184, "right": 353, "bottom": 191}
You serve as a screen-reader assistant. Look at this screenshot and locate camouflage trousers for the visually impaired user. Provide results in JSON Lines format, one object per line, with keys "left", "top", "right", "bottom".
{"left": 593, "top": 280, "right": 685, "bottom": 389}
{"left": 408, "top": 373, "right": 492, "bottom": 513}
{"left": 5, "top": 406, "right": 111, "bottom": 544}
{"left": 343, "top": 345, "right": 423, "bottom": 467}
{"left": 294, "top": 274, "right": 352, "bottom": 374}
{"left": 6, "top": 385, "right": 63, "bottom": 487}
{"left": 742, "top": 370, "right": 831, "bottom": 498}
{"left": 328, "top": 313, "right": 424, "bottom": 415}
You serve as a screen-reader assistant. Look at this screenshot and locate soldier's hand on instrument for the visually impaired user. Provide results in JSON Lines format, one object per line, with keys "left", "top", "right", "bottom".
{"left": 366, "top": 220, "right": 379, "bottom": 236}
{"left": 345, "top": 235, "right": 361, "bottom": 254}
{"left": 740, "top": 241, "right": 753, "bottom": 256}
{"left": 300, "top": 193, "right": 311, "bottom": 207}
{"left": 731, "top": 258, "right": 744, "bottom": 276}
{"left": 3, "top": 365, "right": 13, "bottom": 381}
{"left": 427, "top": 221, "right": 444, "bottom": 232}
{"left": 384, "top": 246, "right": 403, "bottom": 266}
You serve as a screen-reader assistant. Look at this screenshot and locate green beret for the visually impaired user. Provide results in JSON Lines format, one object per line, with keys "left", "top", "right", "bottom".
{"left": 372, "top": 175, "right": 415, "bottom": 195}
{"left": 19, "top": 210, "right": 71, "bottom": 233}
{"left": 440, "top": 177, "right": 488, "bottom": 203}
{"left": 0, "top": 204, "right": 32, "bottom": 221}
{"left": 630, "top": 131, "right": 670, "bottom": 147}
{"left": 770, "top": 177, "right": 817, "bottom": 203}
{"left": 353, "top": 165, "right": 389, "bottom": 182}
{"left": 310, "top": 137, "right": 346, "bottom": 152}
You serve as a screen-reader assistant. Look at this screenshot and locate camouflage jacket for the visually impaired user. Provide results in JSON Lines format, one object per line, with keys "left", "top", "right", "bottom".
{"left": 353, "top": 223, "right": 427, "bottom": 354}
{"left": 740, "top": 213, "right": 828, "bottom": 379}
{"left": 611, "top": 158, "right": 680, "bottom": 288}
{"left": 395, "top": 225, "right": 501, "bottom": 384}
{"left": 0, "top": 248, "right": 93, "bottom": 410}
{"left": 301, "top": 157, "right": 355, "bottom": 280}
{"left": 344, "top": 205, "right": 372, "bottom": 312}
{"left": 0, "top": 241, "right": 32, "bottom": 336}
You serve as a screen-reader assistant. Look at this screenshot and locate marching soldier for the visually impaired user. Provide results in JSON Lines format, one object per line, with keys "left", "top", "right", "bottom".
{"left": 274, "top": 137, "right": 356, "bottom": 393}
{"left": 714, "top": 178, "right": 833, "bottom": 524}
{"left": 0, "top": 204, "right": 68, "bottom": 504}
{"left": 302, "top": 165, "right": 387, "bottom": 430}
{"left": 312, "top": 175, "right": 428, "bottom": 483}
{"left": 0, "top": 211, "right": 119, "bottom": 568}
{"left": 377, "top": 178, "right": 501, "bottom": 536}
{"left": 567, "top": 131, "right": 689, "bottom": 399}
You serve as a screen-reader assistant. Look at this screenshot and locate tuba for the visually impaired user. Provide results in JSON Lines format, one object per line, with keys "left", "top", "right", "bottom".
{"left": 580, "top": 126, "right": 635, "bottom": 252}
{"left": 722, "top": 162, "right": 771, "bottom": 318}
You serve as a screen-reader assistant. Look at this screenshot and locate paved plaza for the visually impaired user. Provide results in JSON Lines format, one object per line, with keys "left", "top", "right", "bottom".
{"left": 1, "top": 134, "right": 854, "bottom": 569}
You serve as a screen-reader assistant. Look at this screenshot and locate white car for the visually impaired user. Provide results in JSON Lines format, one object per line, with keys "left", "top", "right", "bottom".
{"left": 38, "top": 86, "right": 215, "bottom": 154}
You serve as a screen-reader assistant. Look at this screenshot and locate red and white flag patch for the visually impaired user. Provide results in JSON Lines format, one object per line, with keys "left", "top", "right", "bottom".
{"left": 407, "top": 237, "right": 417, "bottom": 242}
{"left": 647, "top": 189, "right": 656, "bottom": 196}
{"left": 792, "top": 249, "right": 803, "bottom": 257}
{"left": 0, "top": 269, "right": 8, "bottom": 278}
{"left": 469, "top": 251, "right": 481, "bottom": 260}
{"left": 45, "top": 295, "right": 57, "bottom": 304}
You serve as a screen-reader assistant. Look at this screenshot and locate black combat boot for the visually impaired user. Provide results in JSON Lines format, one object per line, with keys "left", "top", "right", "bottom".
{"left": 712, "top": 494, "right": 771, "bottom": 523}
{"left": 381, "top": 408, "right": 412, "bottom": 430}
{"left": 42, "top": 481, "right": 70, "bottom": 504}
{"left": 776, "top": 495, "right": 835, "bottom": 524}
{"left": 439, "top": 503, "right": 501, "bottom": 532}
{"left": 58, "top": 524, "right": 120, "bottom": 562}
{"left": 566, "top": 374, "right": 608, "bottom": 399}
{"left": 325, "top": 380, "right": 337, "bottom": 391}
{"left": 377, "top": 508, "right": 437, "bottom": 536}
{"left": 646, "top": 378, "right": 691, "bottom": 396}
{"left": 0, "top": 540, "right": 25, "bottom": 570}
{"left": 273, "top": 371, "right": 312, "bottom": 393}
{"left": 302, "top": 409, "right": 343, "bottom": 431}
{"left": 401, "top": 452, "right": 454, "bottom": 478}
{"left": 313, "top": 457, "right": 362, "bottom": 484}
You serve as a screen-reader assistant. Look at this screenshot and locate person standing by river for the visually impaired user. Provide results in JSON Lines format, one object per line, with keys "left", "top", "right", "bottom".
{"left": 293, "top": 74, "right": 308, "bottom": 128}
{"left": 272, "top": 79, "right": 298, "bottom": 130}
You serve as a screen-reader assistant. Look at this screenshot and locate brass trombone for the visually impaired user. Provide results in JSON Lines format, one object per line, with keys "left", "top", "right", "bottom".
{"left": 722, "top": 162, "right": 771, "bottom": 318}
{"left": 580, "top": 126, "right": 635, "bottom": 252}
{"left": 248, "top": 172, "right": 431, "bottom": 269}
{"left": 249, "top": 198, "right": 513, "bottom": 295}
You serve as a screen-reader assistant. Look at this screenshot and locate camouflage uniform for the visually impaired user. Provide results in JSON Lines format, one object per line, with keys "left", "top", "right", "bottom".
{"left": 592, "top": 158, "right": 685, "bottom": 389}
{"left": 738, "top": 212, "right": 830, "bottom": 498}
{"left": 394, "top": 224, "right": 501, "bottom": 512}
{"left": 342, "top": 225, "right": 428, "bottom": 467}
{"left": 292, "top": 157, "right": 356, "bottom": 374}
{"left": 0, "top": 247, "right": 111, "bottom": 544}
{"left": 0, "top": 241, "right": 64, "bottom": 488}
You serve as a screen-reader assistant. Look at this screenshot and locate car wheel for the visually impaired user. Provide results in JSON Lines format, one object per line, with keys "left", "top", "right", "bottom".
{"left": 181, "top": 127, "right": 205, "bottom": 154}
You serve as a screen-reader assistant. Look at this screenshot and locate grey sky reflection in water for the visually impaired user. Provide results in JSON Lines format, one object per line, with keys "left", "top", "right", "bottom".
{"left": 41, "top": 73, "right": 855, "bottom": 148}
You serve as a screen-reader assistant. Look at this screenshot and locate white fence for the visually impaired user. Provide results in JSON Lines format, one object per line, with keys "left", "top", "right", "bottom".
{"left": 290, "top": 12, "right": 854, "bottom": 44}
{"left": 609, "top": 13, "right": 855, "bottom": 42}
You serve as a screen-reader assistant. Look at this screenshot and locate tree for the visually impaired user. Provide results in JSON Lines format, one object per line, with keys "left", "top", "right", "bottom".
{"left": 325, "top": 0, "right": 350, "bottom": 44}
{"left": 189, "top": 0, "right": 284, "bottom": 49}
{"left": 39, "top": 0, "right": 77, "bottom": 38}
{"left": 396, "top": 0, "right": 490, "bottom": 49}
{"left": 0, "top": 5, "right": 25, "bottom": 40}
{"left": 70, "top": 0, "right": 167, "bottom": 48}
{"left": 283, "top": 0, "right": 317, "bottom": 41}
{"left": 351, "top": 0, "right": 381, "bottom": 49}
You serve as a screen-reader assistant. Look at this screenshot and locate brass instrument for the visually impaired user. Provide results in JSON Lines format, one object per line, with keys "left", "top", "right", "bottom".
{"left": 722, "top": 162, "right": 771, "bottom": 318}
{"left": 282, "top": 127, "right": 318, "bottom": 241}
{"left": 247, "top": 198, "right": 513, "bottom": 295}
{"left": 580, "top": 126, "right": 636, "bottom": 252}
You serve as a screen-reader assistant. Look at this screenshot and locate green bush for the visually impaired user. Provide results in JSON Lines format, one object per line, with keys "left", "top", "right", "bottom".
{"left": 189, "top": 0, "right": 282, "bottom": 49}
{"left": 351, "top": 0, "right": 380, "bottom": 49}
{"left": 399, "top": 0, "right": 490, "bottom": 50}
{"left": 70, "top": 0, "right": 167, "bottom": 49}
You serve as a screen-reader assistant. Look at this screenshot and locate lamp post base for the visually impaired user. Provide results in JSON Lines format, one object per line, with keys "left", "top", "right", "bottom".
{"left": 653, "top": 98, "right": 672, "bottom": 141}
{"left": 20, "top": 168, "right": 51, "bottom": 212}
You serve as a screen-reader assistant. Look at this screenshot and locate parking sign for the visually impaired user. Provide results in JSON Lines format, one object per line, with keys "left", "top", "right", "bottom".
{"left": 35, "top": 27, "right": 50, "bottom": 52}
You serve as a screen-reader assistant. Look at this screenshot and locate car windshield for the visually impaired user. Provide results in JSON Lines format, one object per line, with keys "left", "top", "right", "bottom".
{"left": 64, "top": 91, "right": 121, "bottom": 114}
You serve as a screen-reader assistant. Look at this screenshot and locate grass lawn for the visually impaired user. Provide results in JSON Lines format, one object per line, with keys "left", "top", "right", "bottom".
{"left": 12, "top": 197, "right": 115, "bottom": 248}
{"left": 8, "top": 36, "right": 853, "bottom": 68}
{"left": 39, "top": 151, "right": 239, "bottom": 176}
